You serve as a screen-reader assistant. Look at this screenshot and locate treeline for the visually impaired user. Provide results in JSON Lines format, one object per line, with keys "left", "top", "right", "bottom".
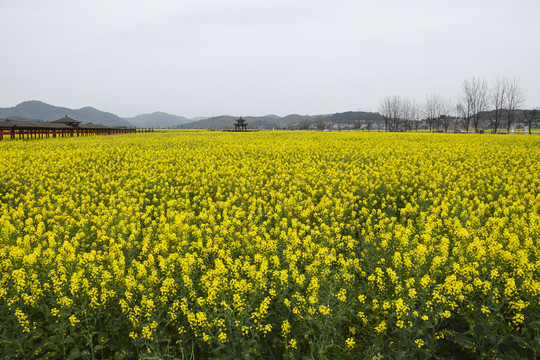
{"left": 380, "top": 76, "right": 539, "bottom": 133}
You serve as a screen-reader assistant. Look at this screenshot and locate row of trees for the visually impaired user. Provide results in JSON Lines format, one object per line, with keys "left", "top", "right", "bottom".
{"left": 379, "top": 76, "right": 538, "bottom": 133}
{"left": 379, "top": 96, "right": 422, "bottom": 132}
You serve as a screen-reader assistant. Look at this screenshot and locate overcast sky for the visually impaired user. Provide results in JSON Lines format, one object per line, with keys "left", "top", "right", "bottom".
{"left": 1, "top": 0, "right": 539, "bottom": 118}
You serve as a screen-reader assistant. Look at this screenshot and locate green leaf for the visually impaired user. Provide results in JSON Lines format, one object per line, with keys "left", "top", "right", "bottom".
{"left": 67, "top": 347, "right": 81, "bottom": 360}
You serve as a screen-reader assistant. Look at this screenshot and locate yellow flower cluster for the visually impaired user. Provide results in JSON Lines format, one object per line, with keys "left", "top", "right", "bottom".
{"left": 0, "top": 131, "right": 539, "bottom": 358}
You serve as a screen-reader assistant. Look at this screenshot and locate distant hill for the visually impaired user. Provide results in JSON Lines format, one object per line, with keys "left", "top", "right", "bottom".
{"left": 0, "top": 101, "right": 132, "bottom": 127}
{"left": 179, "top": 115, "right": 296, "bottom": 129}
{"left": 326, "top": 111, "right": 383, "bottom": 124}
{"left": 180, "top": 115, "right": 238, "bottom": 129}
{"left": 281, "top": 114, "right": 318, "bottom": 123}
{"left": 123, "top": 112, "right": 191, "bottom": 129}
{"left": 244, "top": 115, "right": 291, "bottom": 129}
{"left": 178, "top": 111, "right": 385, "bottom": 130}
{"left": 0, "top": 101, "right": 389, "bottom": 130}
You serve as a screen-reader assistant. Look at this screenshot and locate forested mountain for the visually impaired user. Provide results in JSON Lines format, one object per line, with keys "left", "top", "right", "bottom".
{"left": 123, "top": 112, "right": 192, "bottom": 128}
{"left": 9, "top": 101, "right": 533, "bottom": 132}
{"left": 0, "top": 101, "right": 132, "bottom": 127}
{"left": 0, "top": 101, "right": 387, "bottom": 130}
{"left": 178, "top": 111, "right": 385, "bottom": 129}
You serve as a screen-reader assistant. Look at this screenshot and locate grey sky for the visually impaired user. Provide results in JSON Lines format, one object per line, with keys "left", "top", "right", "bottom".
{"left": 1, "top": 0, "right": 539, "bottom": 118}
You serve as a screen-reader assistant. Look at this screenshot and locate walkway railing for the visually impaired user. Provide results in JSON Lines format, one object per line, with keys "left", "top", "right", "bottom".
{"left": 0, "top": 128, "right": 154, "bottom": 141}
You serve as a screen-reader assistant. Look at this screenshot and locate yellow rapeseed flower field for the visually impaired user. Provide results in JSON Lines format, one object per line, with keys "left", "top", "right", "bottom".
{"left": 0, "top": 131, "right": 539, "bottom": 359}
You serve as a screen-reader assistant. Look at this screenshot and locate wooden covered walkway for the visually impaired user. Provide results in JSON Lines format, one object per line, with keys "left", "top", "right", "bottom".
{"left": 0, "top": 116, "right": 153, "bottom": 141}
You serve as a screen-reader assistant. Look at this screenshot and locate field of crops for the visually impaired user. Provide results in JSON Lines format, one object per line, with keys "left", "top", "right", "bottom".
{"left": 1, "top": 131, "right": 539, "bottom": 359}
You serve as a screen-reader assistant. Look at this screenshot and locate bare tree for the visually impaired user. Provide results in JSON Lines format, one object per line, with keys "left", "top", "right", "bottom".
{"left": 354, "top": 115, "right": 362, "bottom": 130}
{"left": 522, "top": 107, "right": 539, "bottom": 134}
{"left": 379, "top": 95, "right": 421, "bottom": 132}
{"left": 379, "top": 96, "right": 392, "bottom": 132}
{"left": 314, "top": 117, "right": 326, "bottom": 131}
{"left": 457, "top": 98, "right": 472, "bottom": 133}
{"left": 401, "top": 98, "right": 412, "bottom": 131}
{"left": 453, "top": 103, "right": 463, "bottom": 132}
{"left": 424, "top": 94, "right": 446, "bottom": 132}
{"left": 439, "top": 98, "right": 454, "bottom": 132}
{"left": 298, "top": 117, "right": 312, "bottom": 130}
{"left": 490, "top": 75, "right": 507, "bottom": 133}
{"left": 424, "top": 94, "right": 437, "bottom": 132}
{"left": 379, "top": 95, "right": 403, "bottom": 131}
{"left": 365, "top": 117, "right": 373, "bottom": 131}
{"left": 404, "top": 99, "right": 421, "bottom": 131}
{"left": 439, "top": 115, "right": 448, "bottom": 132}
{"left": 390, "top": 95, "right": 404, "bottom": 131}
{"left": 504, "top": 76, "right": 526, "bottom": 133}
{"left": 412, "top": 102, "right": 422, "bottom": 131}
{"left": 455, "top": 103, "right": 470, "bottom": 132}
{"left": 460, "top": 76, "right": 489, "bottom": 133}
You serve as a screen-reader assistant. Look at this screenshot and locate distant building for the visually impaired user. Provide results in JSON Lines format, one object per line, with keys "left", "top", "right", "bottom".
{"left": 234, "top": 117, "right": 248, "bottom": 132}
{"left": 52, "top": 115, "right": 81, "bottom": 128}
{"left": 0, "top": 116, "right": 135, "bottom": 140}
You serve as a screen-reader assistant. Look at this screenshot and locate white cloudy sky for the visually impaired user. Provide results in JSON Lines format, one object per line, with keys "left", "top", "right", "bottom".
{"left": 1, "top": 0, "right": 539, "bottom": 118}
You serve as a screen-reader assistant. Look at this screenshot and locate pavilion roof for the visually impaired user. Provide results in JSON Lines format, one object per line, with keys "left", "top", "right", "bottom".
{"left": 0, "top": 119, "right": 71, "bottom": 130}
{"left": 52, "top": 115, "right": 82, "bottom": 125}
